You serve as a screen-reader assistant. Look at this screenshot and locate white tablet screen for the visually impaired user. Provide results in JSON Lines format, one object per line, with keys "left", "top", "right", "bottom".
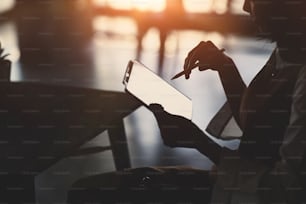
{"left": 123, "top": 60, "right": 192, "bottom": 120}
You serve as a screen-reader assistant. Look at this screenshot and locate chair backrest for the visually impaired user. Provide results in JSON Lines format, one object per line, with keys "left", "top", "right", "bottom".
{"left": 206, "top": 101, "right": 243, "bottom": 140}
{"left": 0, "top": 46, "right": 11, "bottom": 82}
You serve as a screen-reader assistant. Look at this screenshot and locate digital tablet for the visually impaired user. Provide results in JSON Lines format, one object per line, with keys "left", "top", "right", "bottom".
{"left": 123, "top": 60, "right": 192, "bottom": 120}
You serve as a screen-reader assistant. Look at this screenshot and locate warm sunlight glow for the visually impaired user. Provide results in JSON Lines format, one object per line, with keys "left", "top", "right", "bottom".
{"left": 93, "top": 0, "right": 245, "bottom": 14}
{"left": 0, "top": 0, "right": 15, "bottom": 13}
{"left": 183, "top": 0, "right": 211, "bottom": 13}
{"left": 93, "top": 0, "right": 166, "bottom": 12}
{"left": 131, "top": 0, "right": 166, "bottom": 12}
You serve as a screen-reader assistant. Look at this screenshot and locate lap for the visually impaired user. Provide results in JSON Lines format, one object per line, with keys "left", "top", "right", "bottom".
{"left": 67, "top": 166, "right": 213, "bottom": 204}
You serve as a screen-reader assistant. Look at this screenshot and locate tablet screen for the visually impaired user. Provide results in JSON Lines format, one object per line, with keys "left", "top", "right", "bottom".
{"left": 123, "top": 60, "right": 192, "bottom": 120}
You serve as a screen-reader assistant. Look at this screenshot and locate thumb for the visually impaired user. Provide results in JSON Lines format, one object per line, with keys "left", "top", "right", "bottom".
{"left": 148, "top": 103, "right": 164, "bottom": 114}
{"left": 148, "top": 103, "right": 169, "bottom": 123}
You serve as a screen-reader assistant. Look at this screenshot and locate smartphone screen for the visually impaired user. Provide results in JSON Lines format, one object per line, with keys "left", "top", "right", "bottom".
{"left": 123, "top": 60, "right": 192, "bottom": 120}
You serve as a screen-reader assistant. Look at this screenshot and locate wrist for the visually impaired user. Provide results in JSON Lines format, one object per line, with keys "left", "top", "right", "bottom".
{"left": 195, "top": 136, "right": 223, "bottom": 165}
{"left": 219, "top": 57, "right": 235, "bottom": 72}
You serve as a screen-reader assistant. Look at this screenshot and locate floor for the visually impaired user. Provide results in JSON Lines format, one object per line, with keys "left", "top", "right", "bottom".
{"left": 0, "top": 11, "right": 275, "bottom": 203}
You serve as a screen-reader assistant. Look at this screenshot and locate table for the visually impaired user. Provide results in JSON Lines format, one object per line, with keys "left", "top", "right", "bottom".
{"left": 0, "top": 81, "right": 141, "bottom": 202}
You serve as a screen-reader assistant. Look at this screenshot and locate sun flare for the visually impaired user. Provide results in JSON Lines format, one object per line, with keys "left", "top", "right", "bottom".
{"left": 92, "top": 0, "right": 241, "bottom": 14}
{"left": 131, "top": 0, "right": 166, "bottom": 11}
{"left": 92, "top": 0, "right": 166, "bottom": 12}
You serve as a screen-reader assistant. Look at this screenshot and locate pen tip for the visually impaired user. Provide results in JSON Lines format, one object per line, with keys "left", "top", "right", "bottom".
{"left": 171, "top": 75, "right": 178, "bottom": 80}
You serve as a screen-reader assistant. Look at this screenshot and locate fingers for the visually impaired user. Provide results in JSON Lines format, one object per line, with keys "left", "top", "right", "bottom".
{"left": 183, "top": 41, "right": 223, "bottom": 77}
{"left": 148, "top": 103, "right": 164, "bottom": 113}
{"left": 206, "top": 40, "right": 218, "bottom": 50}
{"left": 188, "top": 62, "right": 210, "bottom": 71}
{"left": 183, "top": 41, "right": 205, "bottom": 79}
{"left": 148, "top": 103, "right": 167, "bottom": 121}
{"left": 149, "top": 104, "right": 187, "bottom": 127}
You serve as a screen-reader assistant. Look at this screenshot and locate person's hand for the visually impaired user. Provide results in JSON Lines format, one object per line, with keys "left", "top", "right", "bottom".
{"left": 148, "top": 104, "right": 205, "bottom": 148}
{"left": 183, "top": 41, "right": 233, "bottom": 79}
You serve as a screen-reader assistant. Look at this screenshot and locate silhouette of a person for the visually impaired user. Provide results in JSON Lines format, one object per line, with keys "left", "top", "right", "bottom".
{"left": 68, "top": 0, "right": 306, "bottom": 203}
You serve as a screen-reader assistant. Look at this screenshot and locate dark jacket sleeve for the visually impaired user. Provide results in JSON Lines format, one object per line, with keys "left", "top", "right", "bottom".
{"left": 214, "top": 66, "right": 306, "bottom": 203}
{"left": 259, "top": 65, "right": 306, "bottom": 203}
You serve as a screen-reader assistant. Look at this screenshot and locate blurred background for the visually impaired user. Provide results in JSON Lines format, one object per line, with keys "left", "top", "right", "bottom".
{"left": 0, "top": 0, "right": 275, "bottom": 203}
